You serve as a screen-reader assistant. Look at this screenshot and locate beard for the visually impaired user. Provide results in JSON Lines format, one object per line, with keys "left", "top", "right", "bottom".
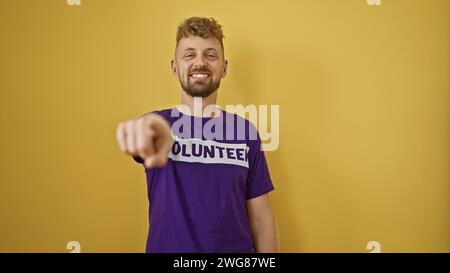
{"left": 179, "top": 69, "right": 221, "bottom": 98}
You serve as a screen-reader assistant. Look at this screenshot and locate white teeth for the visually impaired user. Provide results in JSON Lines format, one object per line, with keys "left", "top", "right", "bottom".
{"left": 191, "top": 74, "right": 208, "bottom": 78}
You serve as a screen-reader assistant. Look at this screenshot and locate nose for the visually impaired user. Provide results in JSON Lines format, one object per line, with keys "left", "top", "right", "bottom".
{"left": 192, "top": 55, "right": 208, "bottom": 68}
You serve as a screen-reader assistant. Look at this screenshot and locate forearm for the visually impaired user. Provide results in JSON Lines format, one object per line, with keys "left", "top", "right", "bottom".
{"left": 249, "top": 215, "right": 279, "bottom": 253}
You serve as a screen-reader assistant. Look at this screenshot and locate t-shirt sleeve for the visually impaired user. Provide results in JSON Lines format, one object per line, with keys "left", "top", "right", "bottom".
{"left": 245, "top": 132, "right": 275, "bottom": 200}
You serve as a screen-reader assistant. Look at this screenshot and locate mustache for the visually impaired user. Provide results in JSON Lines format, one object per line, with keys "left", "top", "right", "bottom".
{"left": 189, "top": 67, "right": 211, "bottom": 74}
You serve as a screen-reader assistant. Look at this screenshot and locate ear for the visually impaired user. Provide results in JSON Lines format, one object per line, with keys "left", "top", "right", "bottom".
{"left": 221, "top": 59, "right": 228, "bottom": 78}
{"left": 171, "top": 59, "right": 179, "bottom": 78}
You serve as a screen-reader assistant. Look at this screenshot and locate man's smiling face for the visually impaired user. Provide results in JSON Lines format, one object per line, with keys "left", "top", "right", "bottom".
{"left": 172, "top": 35, "right": 228, "bottom": 98}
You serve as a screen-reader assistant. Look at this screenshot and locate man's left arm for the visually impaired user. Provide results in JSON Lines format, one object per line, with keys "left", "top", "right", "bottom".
{"left": 246, "top": 193, "right": 279, "bottom": 253}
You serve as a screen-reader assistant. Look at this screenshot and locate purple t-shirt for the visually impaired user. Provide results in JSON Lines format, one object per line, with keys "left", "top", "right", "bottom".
{"left": 134, "top": 107, "right": 274, "bottom": 253}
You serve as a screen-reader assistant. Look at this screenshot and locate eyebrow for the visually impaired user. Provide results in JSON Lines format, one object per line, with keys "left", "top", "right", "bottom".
{"left": 183, "top": 47, "right": 218, "bottom": 52}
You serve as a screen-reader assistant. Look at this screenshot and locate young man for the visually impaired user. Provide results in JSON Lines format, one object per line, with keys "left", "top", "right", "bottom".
{"left": 115, "top": 17, "right": 278, "bottom": 253}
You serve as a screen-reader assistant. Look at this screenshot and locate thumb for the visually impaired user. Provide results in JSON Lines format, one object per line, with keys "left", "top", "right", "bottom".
{"left": 144, "top": 155, "right": 168, "bottom": 169}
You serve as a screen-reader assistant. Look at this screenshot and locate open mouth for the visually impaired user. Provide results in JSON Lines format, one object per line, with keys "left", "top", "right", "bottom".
{"left": 189, "top": 72, "right": 210, "bottom": 81}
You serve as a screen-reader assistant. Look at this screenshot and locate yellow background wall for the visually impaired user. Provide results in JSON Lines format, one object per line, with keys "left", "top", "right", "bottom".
{"left": 0, "top": 0, "right": 448, "bottom": 252}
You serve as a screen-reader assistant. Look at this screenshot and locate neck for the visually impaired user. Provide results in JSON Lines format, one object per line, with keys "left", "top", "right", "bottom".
{"left": 178, "top": 90, "right": 221, "bottom": 118}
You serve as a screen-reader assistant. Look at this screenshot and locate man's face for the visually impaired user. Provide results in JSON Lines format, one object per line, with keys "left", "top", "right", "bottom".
{"left": 172, "top": 36, "right": 228, "bottom": 98}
